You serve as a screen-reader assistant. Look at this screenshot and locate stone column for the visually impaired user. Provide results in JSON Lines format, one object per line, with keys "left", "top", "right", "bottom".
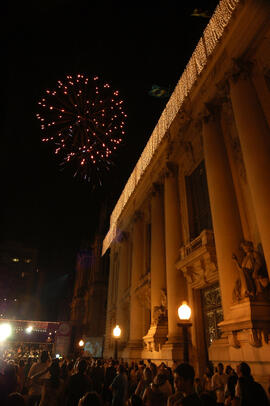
{"left": 129, "top": 212, "right": 144, "bottom": 346}
{"left": 229, "top": 63, "right": 270, "bottom": 277}
{"left": 150, "top": 183, "right": 166, "bottom": 322}
{"left": 116, "top": 233, "right": 129, "bottom": 330}
{"left": 202, "top": 106, "right": 243, "bottom": 319}
{"left": 164, "top": 163, "right": 187, "bottom": 342}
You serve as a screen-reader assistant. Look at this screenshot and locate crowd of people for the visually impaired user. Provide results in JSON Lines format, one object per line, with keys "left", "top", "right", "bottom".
{"left": 0, "top": 350, "right": 269, "bottom": 406}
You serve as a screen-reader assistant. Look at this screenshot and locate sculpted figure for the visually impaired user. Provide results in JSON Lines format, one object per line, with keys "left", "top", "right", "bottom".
{"left": 160, "top": 288, "right": 167, "bottom": 309}
{"left": 232, "top": 241, "right": 269, "bottom": 300}
{"left": 152, "top": 289, "right": 168, "bottom": 325}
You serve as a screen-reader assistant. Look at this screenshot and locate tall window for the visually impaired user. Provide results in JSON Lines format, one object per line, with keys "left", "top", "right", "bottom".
{"left": 185, "top": 160, "right": 212, "bottom": 240}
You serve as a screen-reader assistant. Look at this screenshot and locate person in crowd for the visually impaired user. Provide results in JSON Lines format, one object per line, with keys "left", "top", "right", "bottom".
{"left": 39, "top": 359, "right": 64, "bottom": 406}
{"left": 149, "top": 363, "right": 157, "bottom": 379}
{"left": 103, "top": 359, "right": 117, "bottom": 405}
{"left": 129, "top": 363, "right": 140, "bottom": 396}
{"left": 128, "top": 393, "right": 144, "bottom": 406}
{"left": 110, "top": 364, "right": 128, "bottom": 406}
{"left": 202, "top": 364, "right": 214, "bottom": 394}
{"left": 65, "top": 359, "right": 92, "bottom": 406}
{"left": 1, "top": 363, "right": 19, "bottom": 404}
{"left": 78, "top": 391, "right": 102, "bottom": 406}
{"left": 135, "top": 367, "right": 152, "bottom": 399}
{"left": 200, "top": 392, "right": 217, "bottom": 406}
{"left": 24, "top": 358, "right": 34, "bottom": 381}
{"left": 91, "top": 359, "right": 104, "bottom": 395}
{"left": 194, "top": 378, "right": 203, "bottom": 396}
{"left": 143, "top": 372, "right": 172, "bottom": 406}
{"left": 233, "top": 362, "right": 269, "bottom": 406}
{"left": 6, "top": 392, "right": 25, "bottom": 406}
{"left": 27, "top": 351, "right": 51, "bottom": 406}
{"left": 168, "top": 363, "right": 201, "bottom": 406}
{"left": 212, "top": 363, "right": 228, "bottom": 406}
{"left": 224, "top": 366, "right": 237, "bottom": 405}
{"left": 17, "top": 361, "right": 25, "bottom": 394}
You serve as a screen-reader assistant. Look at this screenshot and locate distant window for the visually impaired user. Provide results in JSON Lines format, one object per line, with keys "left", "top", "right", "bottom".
{"left": 12, "top": 258, "right": 19, "bottom": 262}
{"left": 185, "top": 160, "right": 212, "bottom": 240}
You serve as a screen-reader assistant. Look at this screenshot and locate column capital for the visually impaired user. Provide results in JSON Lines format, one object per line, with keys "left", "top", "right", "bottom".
{"left": 150, "top": 182, "right": 163, "bottom": 197}
{"left": 164, "top": 161, "right": 178, "bottom": 178}
{"left": 202, "top": 99, "right": 222, "bottom": 124}
{"left": 118, "top": 231, "right": 129, "bottom": 243}
{"left": 228, "top": 58, "right": 254, "bottom": 84}
{"left": 132, "top": 210, "right": 143, "bottom": 224}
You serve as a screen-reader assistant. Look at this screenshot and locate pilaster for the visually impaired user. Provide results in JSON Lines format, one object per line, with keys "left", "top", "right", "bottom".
{"left": 164, "top": 162, "right": 187, "bottom": 345}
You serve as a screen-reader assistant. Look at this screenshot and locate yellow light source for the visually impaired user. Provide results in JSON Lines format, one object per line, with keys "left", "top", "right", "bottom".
{"left": 113, "top": 325, "right": 121, "bottom": 338}
{"left": 26, "top": 326, "right": 33, "bottom": 334}
{"left": 78, "top": 339, "right": 84, "bottom": 347}
{"left": 0, "top": 323, "right": 12, "bottom": 342}
{"left": 178, "top": 301, "right": 191, "bottom": 321}
{"left": 12, "top": 258, "right": 19, "bottom": 263}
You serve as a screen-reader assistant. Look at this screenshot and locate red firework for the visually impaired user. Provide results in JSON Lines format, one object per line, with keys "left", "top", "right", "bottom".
{"left": 36, "top": 74, "right": 127, "bottom": 183}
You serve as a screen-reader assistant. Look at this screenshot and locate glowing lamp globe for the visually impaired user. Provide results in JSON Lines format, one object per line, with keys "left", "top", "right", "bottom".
{"left": 26, "top": 326, "right": 33, "bottom": 334}
{"left": 78, "top": 339, "right": 84, "bottom": 347}
{"left": 178, "top": 301, "right": 191, "bottom": 321}
{"left": 113, "top": 325, "right": 121, "bottom": 338}
{"left": 0, "top": 323, "right": 12, "bottom": 342}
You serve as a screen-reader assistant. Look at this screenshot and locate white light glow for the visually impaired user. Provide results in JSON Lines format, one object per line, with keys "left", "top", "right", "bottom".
{"left": 26, "top": 326, "right": 33, "bottom": 334}
{"left": 113, "top": 325, "right": 121, "bottom": 338}
{"left": 178, "top": 302, "right": 191, "bottom": 321}
{"left": 78, "top": 339, "right": 84, "bottom": 347}
{"left": 0, "top": 323, "right": 12, "bottom": 342}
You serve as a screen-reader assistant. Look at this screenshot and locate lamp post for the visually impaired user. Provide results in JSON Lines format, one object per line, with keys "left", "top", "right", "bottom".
{"left": 177, "top": 301, "right": 192, "bottom": 363}
{"left": 112, "top": 325, "right": 121, "bottom": 360}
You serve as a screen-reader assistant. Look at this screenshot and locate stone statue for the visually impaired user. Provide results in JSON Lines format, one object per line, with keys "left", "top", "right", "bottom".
{"left": 152, "top": 289, "right": 168, "bottom": 325}
{"left": 160, "top": 288, "right": 167, "bottom": 309}
{"left": 232, "top": 241, "right": 269, "bottom": 300}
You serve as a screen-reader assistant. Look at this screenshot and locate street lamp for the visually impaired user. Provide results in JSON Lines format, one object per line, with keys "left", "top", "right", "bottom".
{"left": 178, "top": 301, "right": 192, "bottom": 363}
{"left": 112, "top": 325, "right": 121, "bottom": 360}
{"left": 78, "top": 339, "right": 85, "bottom": 348}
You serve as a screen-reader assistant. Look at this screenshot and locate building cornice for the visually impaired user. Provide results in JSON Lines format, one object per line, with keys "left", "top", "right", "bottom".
{"left": 102, "top": 0, "right": 241, "bottom": 255}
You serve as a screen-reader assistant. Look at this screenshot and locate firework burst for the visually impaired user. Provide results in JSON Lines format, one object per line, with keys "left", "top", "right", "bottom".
{"left": 36, "top": 74, "right": 127, "bottom": 183}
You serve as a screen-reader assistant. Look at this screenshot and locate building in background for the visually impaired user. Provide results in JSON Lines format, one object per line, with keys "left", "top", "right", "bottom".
{"left": 0, "top": 241, "right": 44, "bottom": 320}
{"left": 70, "top": 232, "right": 109, "bottom": 356}
{"left": 103, "top": 0, "right": 270, "bottom": 388}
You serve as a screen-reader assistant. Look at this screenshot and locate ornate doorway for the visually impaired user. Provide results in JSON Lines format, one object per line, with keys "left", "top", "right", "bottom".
{"left": 202, "top": 283, "right": 223, "bottom": 347}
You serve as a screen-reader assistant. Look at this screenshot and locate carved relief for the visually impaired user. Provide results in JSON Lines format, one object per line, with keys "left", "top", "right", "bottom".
{"left": 151, "top": 182, "right": 162, "bottom": 197}
{"left": 228, "top": 58, "right": 254, "bottom": 84}
{"left": 133, "top": 210, "right": 143, "bottom": 223}
{"left": 177, "top": 230, "right": 218, "bottom": 289}
{"left": 135, "top": 278, "right": 151, "bottom": 310}
{"left": 164, "top": 161, "right": 178, "bottom": 178}
{"left": 247, "top": 328, "right": 262, "bottom": 348}
{"left": 179, "top": 141, "right": 196, "bottom": 164}
{"left": 232, "top": 241, "right": 269, "bottom": 302}
{"left": 118, "top": 231, "right": 129, "bottom": 243}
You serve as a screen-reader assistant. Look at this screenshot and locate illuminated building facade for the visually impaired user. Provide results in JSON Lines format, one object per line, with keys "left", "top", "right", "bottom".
{"left": 103, "top": 0, "right": 270, "bottom": 387}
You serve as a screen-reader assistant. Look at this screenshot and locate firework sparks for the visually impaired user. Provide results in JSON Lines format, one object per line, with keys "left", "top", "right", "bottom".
{"left": 36, "top": 74, "right": 127, "bottom": 184}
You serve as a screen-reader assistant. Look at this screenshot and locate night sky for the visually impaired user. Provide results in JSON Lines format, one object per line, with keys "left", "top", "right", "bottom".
{"left": 2, "top": 0, "right": 219, "bottom": 315}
